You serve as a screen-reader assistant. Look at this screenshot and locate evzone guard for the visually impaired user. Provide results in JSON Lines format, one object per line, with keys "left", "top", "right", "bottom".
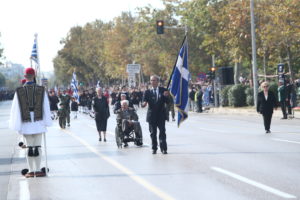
{"left": 9, "top": 68, "right": 52, "bottom": 178}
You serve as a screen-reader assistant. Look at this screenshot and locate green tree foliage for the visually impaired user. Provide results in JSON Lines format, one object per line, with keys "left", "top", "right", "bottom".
{"left": 53, "top": 0, "right": 300, "bottom": 87}
{"left": 228, "top": 84, "right": 247, "bottom": 107}
{"left": 104, "top": 12, "right": 135, "bottom": 79}
{"left": 245, "top": 86, "right": 254, "bottom": 106}
{"left": 220, "top": 85, "right": 232, "bottom": 107}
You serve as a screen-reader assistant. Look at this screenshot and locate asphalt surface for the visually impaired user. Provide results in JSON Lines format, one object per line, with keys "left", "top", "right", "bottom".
{"left": 1, "top": 100, "right": 300, "bottom": 200}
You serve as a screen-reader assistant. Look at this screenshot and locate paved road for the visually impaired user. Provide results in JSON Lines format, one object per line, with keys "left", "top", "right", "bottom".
{"left": 1, "top": 100, "right": 300, "bottom": 200}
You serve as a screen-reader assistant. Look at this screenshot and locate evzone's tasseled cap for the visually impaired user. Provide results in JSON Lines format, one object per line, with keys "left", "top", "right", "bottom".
{"left": 24, "top": 68, "right": 35, "bottom": 75}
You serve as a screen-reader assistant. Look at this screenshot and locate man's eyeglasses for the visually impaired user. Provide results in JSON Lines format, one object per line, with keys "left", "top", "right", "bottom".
{"left": 263, "top": 86, "right": 268, "bottom": 88}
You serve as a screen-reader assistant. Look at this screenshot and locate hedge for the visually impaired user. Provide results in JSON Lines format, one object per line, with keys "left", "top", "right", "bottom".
{"left": 228, "top": 84, "right": 247, "bottom": 107}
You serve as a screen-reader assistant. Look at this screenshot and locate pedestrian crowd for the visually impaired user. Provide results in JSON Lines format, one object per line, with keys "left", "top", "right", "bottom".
{"left": 0, "top": 89, "right": 14, "bottom": 101}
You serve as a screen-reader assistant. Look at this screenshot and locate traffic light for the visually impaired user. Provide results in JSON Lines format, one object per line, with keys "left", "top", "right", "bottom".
{"left": 210, "top": 67, "right": 216, "bottom": 79}
{"left": 156, "top": 20, "right": 164, "bottom": 34}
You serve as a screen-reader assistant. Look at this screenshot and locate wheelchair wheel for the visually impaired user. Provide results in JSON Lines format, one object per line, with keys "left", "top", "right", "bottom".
{"left": 134, "top": 123, "right": 143, "bottom": 146}
{"left": 115, "top": 126, "right": 122, "bottom": 148}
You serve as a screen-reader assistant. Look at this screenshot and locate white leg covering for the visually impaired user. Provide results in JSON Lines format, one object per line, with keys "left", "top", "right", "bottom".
{"left": 33, "top": 134, "right": 43, "bottom": 171}
{"left": 23, "top": 135, "right": 35, "bottom": 172}
{"left": 23, "top": 134, "right": 43, "bottom": 172}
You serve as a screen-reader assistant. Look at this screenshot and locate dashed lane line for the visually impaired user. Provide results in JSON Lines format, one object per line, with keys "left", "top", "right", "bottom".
{"left": 17, "top": 144, "right": 31, "bottom": 200}
{"left": 63, "top": 129, "right": 175, "bottom": 200}
{"left": 19, "top": 180, "right": 30, "bottom": 200}
{"left": 211, "top": 167, "right": 297, "bottom": 199}
{"left": 272, "top": 138, "right": 300, "bottom": 145}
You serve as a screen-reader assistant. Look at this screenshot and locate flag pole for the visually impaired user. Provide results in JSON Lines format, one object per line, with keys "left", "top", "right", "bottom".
{"left": 43, "top": 132, "right": 49, "bottom": 176}
{"left": 166, "top": 35, "right": 187, "bottom": 89}
{"left": 35, "top": 33, "right": 41, "bottom": 85}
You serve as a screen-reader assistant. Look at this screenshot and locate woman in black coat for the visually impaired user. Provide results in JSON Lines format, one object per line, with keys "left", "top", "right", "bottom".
{"left": 257, "top": 82, "right": 277, "bottom": 133}
{"left": 93, "top": 87, "right": 110, "bottom": 141}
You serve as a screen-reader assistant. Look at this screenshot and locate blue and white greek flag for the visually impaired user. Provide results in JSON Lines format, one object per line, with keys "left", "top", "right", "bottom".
{"left": 170, "top": 36, "right": 189, "bottom": 127}
{"left": 30, "top": 37, "right": 38, "bottom": 64}
{"left": 96, "top": 80, "right": 100, "bottom": 88}
{"left": 71, "top": 72, "right": 79, "bottom": 101}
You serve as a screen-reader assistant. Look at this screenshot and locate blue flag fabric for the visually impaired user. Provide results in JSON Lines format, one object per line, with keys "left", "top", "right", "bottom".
{"left": 30, "top": 37, "right": 38, "bottom": 64}
{"left": 71, "top": 72, "right": 79, "bottom": 101}
{"left": 170, "top": 37, "right": 189, "bottom": 127}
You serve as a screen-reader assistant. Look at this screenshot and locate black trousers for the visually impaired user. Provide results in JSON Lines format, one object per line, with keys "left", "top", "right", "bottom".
{"left": 59, "top": 117, "right": 66, "bottom": 128}
{"left": 286, "top": 99, "right": 292, "bottom": 115}
{"left": 149, "top": 120, "right": 167, "bottom": 151}
{"left": 262, "top": 113, "right": 272, "bottom": 131}
{"left": 280, "top": 101, "right": 287, "bottom": 118}
{"left": 197, "top": 101, "right": 203, "bottom": 112}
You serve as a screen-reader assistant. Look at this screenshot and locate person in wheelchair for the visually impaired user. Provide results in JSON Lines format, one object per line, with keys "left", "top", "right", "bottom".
{"left": 115, "top": 100, "right": 143, "bottom": 147}
{"left": 114, "top": 93, "right": 134, "bottom": 114}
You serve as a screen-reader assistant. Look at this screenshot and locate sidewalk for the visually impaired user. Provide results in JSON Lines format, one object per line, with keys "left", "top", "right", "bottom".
{"left": 209, "top": 106, "right": 300, "bottom": 118}
{"left": 0, "top": 101, "right": 17, "bottom": 200}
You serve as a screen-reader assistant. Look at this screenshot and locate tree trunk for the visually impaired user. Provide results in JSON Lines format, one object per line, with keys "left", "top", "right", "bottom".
{"left": 263, "top": 53, "right": 266, "bottom": 81}
{"left": 234, "top": 61, "right": 240, "bottom": 85}
{"left": 286, "top": 46, "right": 294, "bottom": 82}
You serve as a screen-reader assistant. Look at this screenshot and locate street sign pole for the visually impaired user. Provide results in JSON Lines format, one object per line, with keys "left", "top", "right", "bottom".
{"left": 212, "top": 55, "right": 218, "bottom": 107}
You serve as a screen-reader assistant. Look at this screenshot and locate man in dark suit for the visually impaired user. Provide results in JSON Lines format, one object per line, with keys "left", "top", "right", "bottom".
{"left": 278, "top": 80, "right": 287, "bottom": 119}
{"left": 142, "top": 75, "right": 169, "bottom": 154}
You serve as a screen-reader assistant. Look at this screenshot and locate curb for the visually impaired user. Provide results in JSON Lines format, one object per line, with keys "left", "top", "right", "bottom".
{"left": 209, "top": 107, "right": 299, "bottom": 118}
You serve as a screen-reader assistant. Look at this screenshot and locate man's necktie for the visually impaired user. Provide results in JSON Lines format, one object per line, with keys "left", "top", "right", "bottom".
{"left": 153, "top": 89, "right": 157, "bottom": 102}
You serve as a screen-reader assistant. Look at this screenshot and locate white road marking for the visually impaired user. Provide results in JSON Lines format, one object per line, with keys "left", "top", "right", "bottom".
{"left": 18, "top": 143, "right": 30, "bottom": 200}
{"left": 272, "top": 138, "right": 300, "bottom": 145}
{"left": 19, "top": 180, "right": 30, "bottom": 200}
{"left": 211, "top": 167, "right": 297, "bottom": 199}
{"left": 64, "top": 129, "right": 174, "bottom": 200}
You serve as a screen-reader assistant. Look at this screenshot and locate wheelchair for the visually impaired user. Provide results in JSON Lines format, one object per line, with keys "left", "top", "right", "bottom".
{"left": 115, "top": 119, "right": 143, "bottom": 148}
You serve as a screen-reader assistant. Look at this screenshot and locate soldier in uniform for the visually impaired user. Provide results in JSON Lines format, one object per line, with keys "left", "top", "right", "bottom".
{"left": 59, "top": 90, "right": 71, "bottom": 126}
{"left": 57, "top": 103, "right": 67, "bottom": 129}
{"left": 9, "top": 68, "right": 52, "bottom": 178}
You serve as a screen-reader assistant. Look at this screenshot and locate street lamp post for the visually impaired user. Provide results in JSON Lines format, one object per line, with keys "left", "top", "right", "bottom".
{"left": 250, "top": 0, "right": 258, "bottom": 107}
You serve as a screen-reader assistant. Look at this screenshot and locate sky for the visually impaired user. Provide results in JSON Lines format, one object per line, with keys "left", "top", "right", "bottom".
{"left": 0, "top": 0, "right": 163, "bottom": 72}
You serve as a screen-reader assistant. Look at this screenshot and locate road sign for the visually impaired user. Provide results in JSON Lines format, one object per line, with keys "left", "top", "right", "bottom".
{"left": 128, "top": 73, "right": 136, "bottom": 87}
{"left": 127, "top": 64, "right": 141, "bottom": 74}
{"left": 278, "top": 63, "right": 284, "bottom": 74}
{"left": 197, "top": 72, "right": 206, "bottom": 81}
{"left": 41, "top": 78, "right": 48, "bottom": 87}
